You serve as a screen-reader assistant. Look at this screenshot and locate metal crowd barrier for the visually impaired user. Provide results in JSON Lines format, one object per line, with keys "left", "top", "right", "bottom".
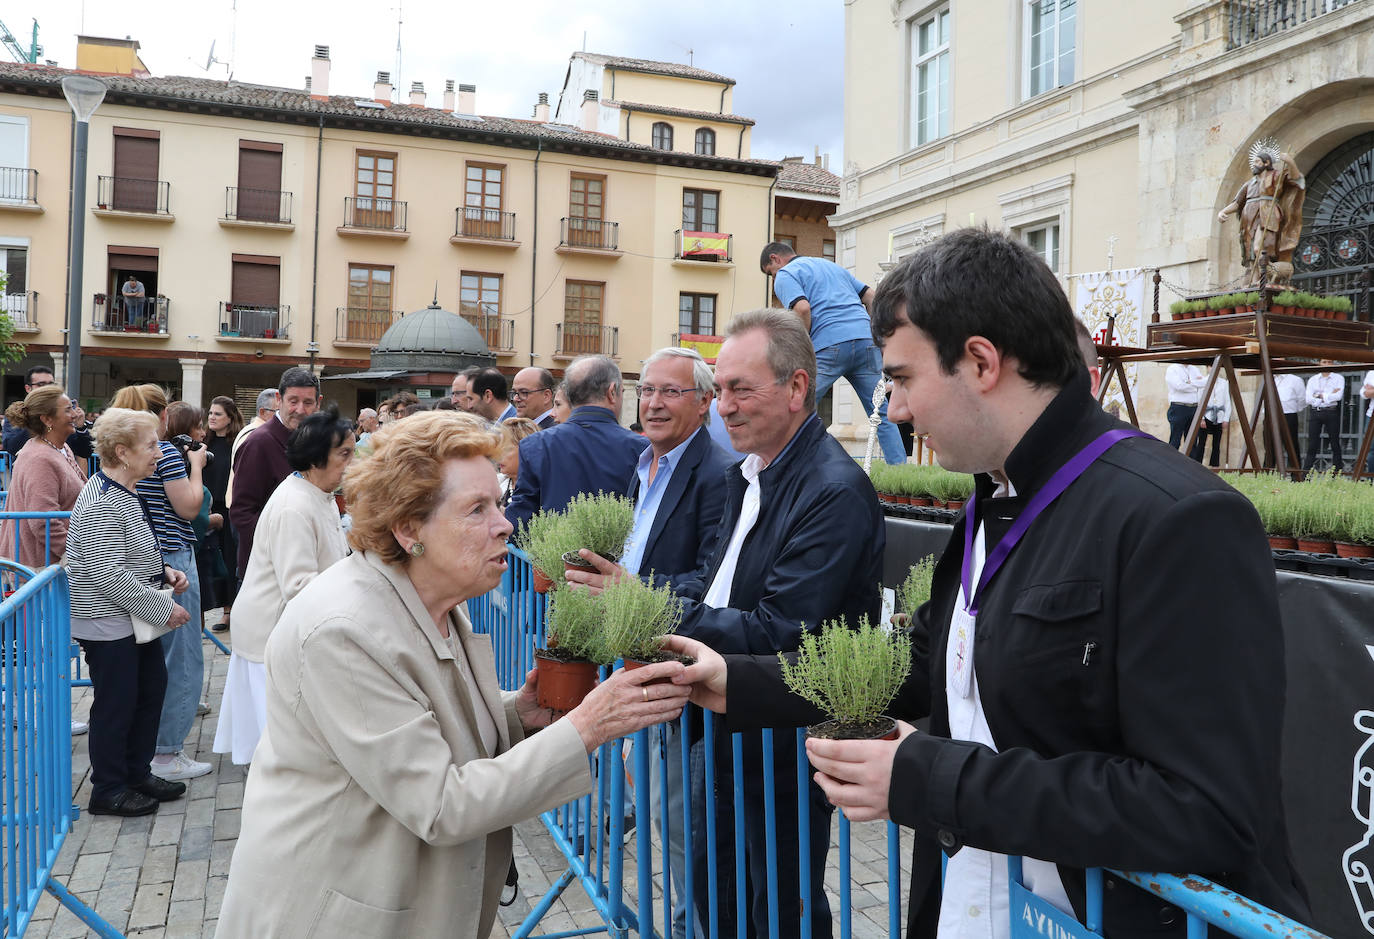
{"left": 469, "top": 547, "right": 1327, "bottom": 939}
{"left": 0, "top": 512, "right": 88, "bottom": 689}
{"left": 0, "top": 561, "right": 121, "bottom": 937}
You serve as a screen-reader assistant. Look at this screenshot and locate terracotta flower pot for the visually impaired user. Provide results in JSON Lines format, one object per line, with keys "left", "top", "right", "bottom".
{"left": 912, "top": 497, "right": 933, "bottom": 506}
{"left": 1217, "top": 307, "right": 1234, "bottom": 316}
{"left": 1336, "top": 542, "right": 1374, "bottom": 559}
{"left": 563, "top": 550, "right": 617, "bottom": 577}
{"left": 531, "top": 567, "right": 555, "bottom": 594}
{"left": 933, "top": 499, "right": 948, "bottom": 508}
{"left": 1296, "top": 537, "right": 1336, "bottom": 555}
{"left": 894, "top": 495, "right": 912, "bottom": 505}
{"left": 946, "top": 499, "right": 966, "bottom": 510}
{"left": 1267, "top": 535, "right": 1298, "bottom": 551}
{"left": 534, "top": 649, "right": 599, "bottom": 712}
{"left": 1271, "top": 305, "right": 1290, "bottom": 316}
{"left": 806, "top": 716, "right": 899, "bottom": 741}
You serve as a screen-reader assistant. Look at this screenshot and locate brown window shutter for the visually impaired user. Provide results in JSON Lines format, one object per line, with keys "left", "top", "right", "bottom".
{"left": 237, "top": 148, "right": 283, "bottom": 220}
{"left": 113, "top": 135, "right": 159, "bottom": 180}
{"left": 107, "top": 247, "right": 159, "bottom": 273}
{"left": 231, "top": 260, "right": 281, "bottom": 308}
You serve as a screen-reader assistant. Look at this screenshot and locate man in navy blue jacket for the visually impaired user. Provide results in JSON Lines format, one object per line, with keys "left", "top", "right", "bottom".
{"left": 569, "top": 310, "right": 884, "bottom": 938}
{"left": 505, "top": 355, "right": 647, "bottom": 531}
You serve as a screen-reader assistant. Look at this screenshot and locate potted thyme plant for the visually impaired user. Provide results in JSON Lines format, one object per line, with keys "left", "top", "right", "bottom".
{"left": 891, "top": 555, "right": 936, "bottom": 629}
{"left": 779, "top": 615, "right": 912, "bottom": 740}
{"left": 515, "top": 509, "right": 579, "bottom": 593}
{"left": 600, "top": 576, "right": 692, "bottom": 669}
{"left": 535, "top": 584, "right": 611, "bottom": 712}
{"left": 561, "top": 492, "right": 635, "bottom": 576}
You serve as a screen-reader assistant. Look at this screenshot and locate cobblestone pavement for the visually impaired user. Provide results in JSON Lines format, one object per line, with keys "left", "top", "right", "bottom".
{"left": 27, "top": 613, "right": 905, "bottom": 938}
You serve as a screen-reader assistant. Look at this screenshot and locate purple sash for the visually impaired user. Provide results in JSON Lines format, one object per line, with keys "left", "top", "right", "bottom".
{"left": 960, "top": 429, "right": 1148, "bottom": 615}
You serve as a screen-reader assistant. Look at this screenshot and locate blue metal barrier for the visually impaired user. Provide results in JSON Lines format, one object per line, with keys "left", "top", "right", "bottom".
{"left": 0, "top": 562, "right": 121, "bottom": 938}
{"left": 470, "top": 547, "right": 1328, "bottom": 939}
{"left": 0, "top": 512, "right": 89, "bottom": 690}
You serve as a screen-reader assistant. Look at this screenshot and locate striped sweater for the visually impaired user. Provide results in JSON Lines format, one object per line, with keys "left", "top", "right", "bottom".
{"left": 66, "top": 473, "right": 176, "bottom": 625}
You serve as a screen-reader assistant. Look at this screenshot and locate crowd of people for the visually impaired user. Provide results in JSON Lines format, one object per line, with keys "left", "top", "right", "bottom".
{"left": 0, "top": 228, "right": 1339, "bottom": 937}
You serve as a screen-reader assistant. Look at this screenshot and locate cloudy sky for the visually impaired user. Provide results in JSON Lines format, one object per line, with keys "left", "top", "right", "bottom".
{"left": 18, "top": 0, "right": 845, "bottom": 165}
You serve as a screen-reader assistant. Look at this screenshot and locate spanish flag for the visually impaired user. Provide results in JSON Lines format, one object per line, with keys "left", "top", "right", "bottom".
{"left": 679, "top": 333, "right": 723, "bottom": 363}
{"left": 681, "top": 230, "right": 730, "bottom": 259}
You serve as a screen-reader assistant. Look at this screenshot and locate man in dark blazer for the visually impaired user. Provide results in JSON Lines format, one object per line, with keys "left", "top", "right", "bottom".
{"left": 511, "top": 367, "right": 558, "bottom": 429}
{"left": 504, "top": 355, "right": 647, "bottom": 531}
{"left": 665, "top": 229, "right": 1309, "bottom": 939}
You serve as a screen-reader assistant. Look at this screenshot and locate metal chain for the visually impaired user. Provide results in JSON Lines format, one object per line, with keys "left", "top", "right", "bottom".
{"left": 1153, "top": 268, "right": 1253, "bottom": 298}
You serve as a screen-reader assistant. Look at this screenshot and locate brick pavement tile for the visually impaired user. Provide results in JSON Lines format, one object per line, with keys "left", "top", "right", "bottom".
{"left": 95, "top": 877, "right": 138, "bottom": 917}
{"left": 178, "top": 825, "right": 214, "bottom": 862}
{"left": 215, "top": 780, "right": 244, "bottom": 810}
{"left": 110, "top": 831, "right": 152, "bottom": 871}
{"left": 48, "top": 900, "right": 100, "bottom": 939}
{"left": 103, "top": 864, "right": 142, "bottom": 886}
{"left": 184, "top": 798, "right": 215, "bottom": 830}
{"left": 33, "top": 890, "right": 59, "bottom": 920}
{"left": 129, "top": 882, "right": 173, "bottom": 931}
{"left": 209, "top": 839, "right": 235, "bottom": 876}
{"left": 168, "top": 897, "right": 206, "bottom": 926}
{"left": 201, "top": 920, "right": 218, "bottom": 939}
{"left": 67, "top": 850, "right": 111, "bottom": 892}
{"left": 150, "top": 813, "right": 185, "bottom": 846}
{"left": 81, "top": 816, "right": 122, "bottom": 853}
{"left": 51, "top": 826, "right": 84, "bottom": 877}
{"left": 212, "top": 807, "right": 241, "bottom": 841}
{"left": 205, "top": 874, "right": 228, "bottom": 918}
{"left": 172, "top": 858, "right": 210, "bottom": 902}
{"left": 139, "top": 844, "right": 178, "bottom": 885}
{"left": 126, "top": 927, "right": 165, "bottom": 937}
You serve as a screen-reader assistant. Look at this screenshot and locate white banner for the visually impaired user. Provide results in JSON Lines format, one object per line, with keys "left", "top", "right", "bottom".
{"left": 1073, "top": 268, "right": 1146, "bottom": 413}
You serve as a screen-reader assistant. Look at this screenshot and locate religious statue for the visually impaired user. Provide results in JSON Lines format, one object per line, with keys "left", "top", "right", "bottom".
{"left": 1217, "top": 138, "right": 1306, "bottom": 286}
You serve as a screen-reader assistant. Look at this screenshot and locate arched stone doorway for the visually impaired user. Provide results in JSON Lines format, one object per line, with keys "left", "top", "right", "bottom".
{"left": 1289, "top": 132, "right": 1374, "bottom": 469}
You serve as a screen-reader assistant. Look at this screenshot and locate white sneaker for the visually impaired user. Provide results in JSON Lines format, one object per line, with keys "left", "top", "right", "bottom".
{"left": 70, "top": 720, "right": 88, "bottom": 735}
{"left": 150, "top": 751, "right": 212, "bottom": 780}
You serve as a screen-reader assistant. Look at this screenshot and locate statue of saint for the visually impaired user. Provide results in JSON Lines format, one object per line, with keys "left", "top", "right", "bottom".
{"left": 1217, "top": 139, "right": 1306, "bottom": 286}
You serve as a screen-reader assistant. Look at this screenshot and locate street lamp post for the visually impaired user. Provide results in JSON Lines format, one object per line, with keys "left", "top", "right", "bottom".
{"left": 60, "top": 76, "right": 107, "bottom": 402}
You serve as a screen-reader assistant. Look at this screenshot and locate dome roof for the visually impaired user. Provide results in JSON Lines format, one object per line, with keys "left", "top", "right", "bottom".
{"left": 374, "top": 301, "right": 491, "bottom": 355}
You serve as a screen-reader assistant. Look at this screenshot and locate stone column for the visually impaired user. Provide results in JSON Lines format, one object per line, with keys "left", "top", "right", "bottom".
{"left": 179, "top": 358, "right": 206, "bottom": 409}
{"left": 51, "top": 353, "right": 66, "bottom": 392}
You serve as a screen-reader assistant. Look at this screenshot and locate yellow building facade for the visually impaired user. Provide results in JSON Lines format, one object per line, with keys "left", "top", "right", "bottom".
{"left": 0, "top": 44, "right": 775, "bottom": 414}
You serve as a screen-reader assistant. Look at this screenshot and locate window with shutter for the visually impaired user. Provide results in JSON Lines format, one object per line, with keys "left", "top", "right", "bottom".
{"left": 237, "top": 143, "right": 283, "bottom": 221}
{"left": 112, "top": 129, "right": 160, "bottom": 212}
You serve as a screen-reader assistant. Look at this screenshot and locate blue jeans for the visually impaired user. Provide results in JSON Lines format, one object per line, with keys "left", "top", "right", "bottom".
{"left": 155, "top": 545, "right": 203, "bottom": 755}
{"left": 815, "top": 338, "right": 907, "bottom": 465}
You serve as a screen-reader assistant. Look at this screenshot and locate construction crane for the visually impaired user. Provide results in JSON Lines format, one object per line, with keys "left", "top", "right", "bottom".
{"left": 0, "top": 18, "right": 40, "bottom": 65}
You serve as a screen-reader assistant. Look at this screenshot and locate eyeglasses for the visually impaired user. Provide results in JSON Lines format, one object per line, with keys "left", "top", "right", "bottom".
{"left": 29, "top": 380, "right": 54, "bottom": 388}
{"left": 510, "top": 388, "right": 548, "bottom": 400}
{"left": 638, "top": 385, "right": 697, "bottom": 401}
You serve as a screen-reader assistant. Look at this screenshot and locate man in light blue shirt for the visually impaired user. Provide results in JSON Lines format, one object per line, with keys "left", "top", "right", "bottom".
{"left": 762, "top": 241, "right": 908, "bottom": 464}
{"left": 621, "top": 346, "right": 733, "bottom": 939}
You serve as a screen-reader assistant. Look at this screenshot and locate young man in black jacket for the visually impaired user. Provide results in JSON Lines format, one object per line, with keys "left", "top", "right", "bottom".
{"left": 666, "top": 229, "right": 1308, "bottom": 938}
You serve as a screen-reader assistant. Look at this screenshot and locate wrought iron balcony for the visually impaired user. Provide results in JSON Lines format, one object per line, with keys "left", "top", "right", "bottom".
{"left": 556, "top": 322, "right": 619, "bottom": 357}
{"left": 219, "top": 302, "right": 290, "bottom": 339}
{"left": 343, "top": 196, "right": 408, "bottom": 233}
{"left": 454, "top": 207, "right": 516, "bottom": 242}
{"left": 335, "top": 306, "right": 402, "bottom": 345}
{"left": 2, "top": 290, "right": 37, "bottom": 331}
{"left": 1227, "top": 0, "right": 1358, "bottom": 50}
{"left": 0, "top": 167, "right": 38, "bottom": 206}
{"left": 96, "top": 176, "right": 171, "bottom": 215}
{"left": 558, "top": 218, "right": 620, "bottom": 251}
{"left": 92, "top": 294, "right": 170, "bottom": 334}
{"left": 225, "top": 187, "right": 293, "bottom": 224}
{"left": 459, "top": 312, "right": 516, "bottom": 353}
{"left": 674, "top": 229, "right": 733, "bottom": 263}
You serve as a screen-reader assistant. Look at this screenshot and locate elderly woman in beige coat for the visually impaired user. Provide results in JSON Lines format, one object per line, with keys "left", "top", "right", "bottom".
{"left": 217, "top": 411, "right": 689, "bottom": 938}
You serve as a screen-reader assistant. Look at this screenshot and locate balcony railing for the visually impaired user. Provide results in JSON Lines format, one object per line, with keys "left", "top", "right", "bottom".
{"left": 92, "top": 294, "right": 170, "bottom": 334}
{"left": 0, "top": 167, "right": 37, "bottom": 205}
{"left": 96, "top": 176, "right": 171, "bottom": 215}
{"left": 335, "top": 306, "right": 402, "bottom": 345}
{"left": 343, "top": 196, "right": 408, "bottom": 232}
{"left": 675, "top": 229, "right": 733, "bottom": 262}
{"left": 559, "top": 217, "right": 620, "bottom": 251}
{"left": 2, "top": 291, "right": 37, "bottom": 331}
{"left": 556, "top": 322, "right": 619, "bottom": 357}
{"left": 1227, "top": 0, "right": 1358, "bottom": 49}
{"left": 219, "top": 302, "right": 290, "bottom": 339}
{"left": 459, "top": 312, "right": 516, "bottom": 352}
{"left": 454, "top": 207, "right": 516, "bottom": 241}
{"left": 225, "top": 187, "right": 292, "bottom": 224}
{"left": 671, "top": 331, "right": 725, "bottom": 364}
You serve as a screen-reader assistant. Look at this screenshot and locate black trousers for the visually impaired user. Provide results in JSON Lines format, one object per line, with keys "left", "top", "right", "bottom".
{"left": 79, "top": 635, "right": 167, "bottom": 803}
{"left": 693, "top": 728, "right": 834, "bottom": 938}
{"left": 1167, "top": 403, "right": 1200, "bottom": 459}
{"left": 1195, "top": 421, "right": 1224, "bottom": 467}
{"left": 1302, "top": 407, "right": 1343, "bottom": 472}
{"left": 1263, "top": 412, "right": 1302, "bottom": 468}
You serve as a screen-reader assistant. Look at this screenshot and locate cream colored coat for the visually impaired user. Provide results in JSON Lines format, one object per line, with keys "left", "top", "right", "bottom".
{"left": 216, "top": 551, "right": 593, "bottom": 939}
{"left": 230, "top": 472, "right": 348, "bottom": 663}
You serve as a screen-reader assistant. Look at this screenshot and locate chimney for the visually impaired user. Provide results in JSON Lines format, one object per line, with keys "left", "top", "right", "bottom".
{"left": 533, "top": 91, "right": 550, "bottom": 122}
{"left": 409, "top": 81, "right": 425, "bottom": 107}
{"left": 304, "top": 75, "right": 311, "bottom": 93}
{"left": 374, "top": 71, "right": 392, "bottom": 104}
{"left": 310, "top": 45, "right": 329, "bottom": 100}
{"left": 581, "top": 89, "right": 599, "bottom": 132}
{"left": 457, "top": 83, "right": 476, "bottom": 114}
{"left": 442, "top": 79, "right": 455, "bottom": 112}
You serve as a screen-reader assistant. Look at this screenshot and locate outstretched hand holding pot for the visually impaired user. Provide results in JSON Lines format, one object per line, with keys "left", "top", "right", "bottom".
{"left": 564, "top": 661, "right": 690, "bottom": 753}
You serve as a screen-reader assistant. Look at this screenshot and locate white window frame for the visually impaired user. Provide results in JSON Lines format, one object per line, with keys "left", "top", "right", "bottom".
{"left": 1023, "top": 0, "right": 1076, "bottom": 100}
{"left": 1000, "top": 174, "right": 1072, "bottom": 278}
{"left": 908, "top": 5, "right": 951, "bottom": 149}
{"left": 1019, "top": 222, "right": 1061, "bottom": 274}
